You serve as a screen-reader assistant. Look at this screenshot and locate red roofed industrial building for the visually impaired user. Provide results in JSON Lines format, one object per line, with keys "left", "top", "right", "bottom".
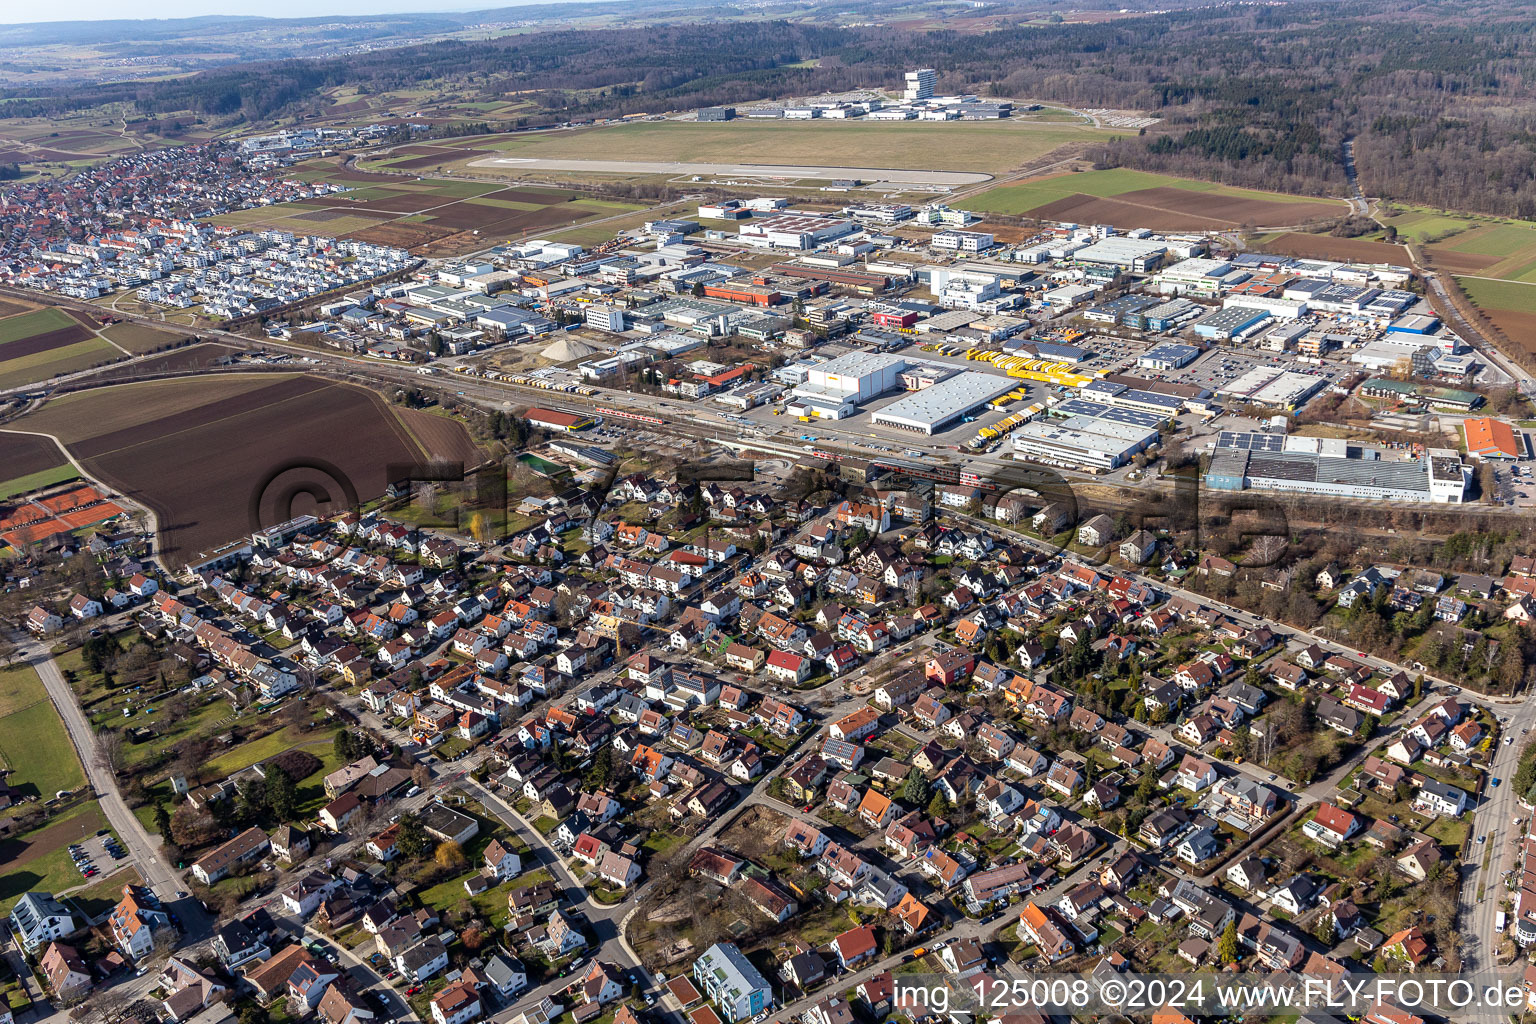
{"left": 1464, "top": 417, "right": 1523, "bottom": 460}
{"left": 526, "top": 408, "right": 594, "bottom": 432}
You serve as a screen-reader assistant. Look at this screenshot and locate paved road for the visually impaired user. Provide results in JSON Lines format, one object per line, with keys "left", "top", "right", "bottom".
{"left": 23, "top": 636, "right": 209, "bottom": 931}
{"left": 12, "top": 634, "right": 213, "bottom": 1023}
{"left": 1460, "top": 697, "right": 1536, "bottom": 992}
{"left": 306, "top": 923, "right": 415, "bottom": 1020}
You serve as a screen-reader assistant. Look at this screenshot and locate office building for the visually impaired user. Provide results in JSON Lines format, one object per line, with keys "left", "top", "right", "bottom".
{"left": 933, "top": 231, "right": 994, "bottom": 253}
{"left": 904, "top": 69, "right": 937, "bottom": 102}
{"left": 1137, "top": 343, "right": 1200, "bottom": 371}
{"left": 585, "top": 305, "right": 625, "bottom": 333}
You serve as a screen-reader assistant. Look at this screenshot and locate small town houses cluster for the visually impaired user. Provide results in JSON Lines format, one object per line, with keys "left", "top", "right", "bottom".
{"left": 0, "top": 130, "right": 393, "bottom": 296}
{"left": 12, "top": 460, "right": 1529, "bottom": 1024}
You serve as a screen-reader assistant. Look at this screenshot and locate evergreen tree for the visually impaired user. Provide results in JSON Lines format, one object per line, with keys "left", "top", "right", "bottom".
{"left": 901, "top": 772, "right": 931, "bottom": 808}
{"left": 397, "top": 815, "right": 431, "bottom": 859}
{"left": 1217, "top": 918, "right": 1239, "bottom": 964}
{"left": 266, "top": 766, "right": 298, "bottom": 821}
{"left": 153, "top": 803, "right": 173, "bottom": 844}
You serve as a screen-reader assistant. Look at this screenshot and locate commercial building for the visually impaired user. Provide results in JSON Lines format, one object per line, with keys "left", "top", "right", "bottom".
{"left": 1218, "top": 369, "right": 1329, "bottom": 410}
{"left": 904, "top": 69, "right": 937, "bottom": 102}
{"left": 769, "top": 262, "right": 893, "bottom": 295}
{"left": 701, "top": 282, "right": 781, "bottom": 307}
{"left": 1189, "top": 306, "right": 1270, "bottom": 341}
{"left": 1349, "top": 339, "right": 1436, "bottom": 373}
{"left": 1042, "top": 284, "right": 1097, "bottom": 309}
{"left": 1387, "top": 312, "right": 1442, "bottom": 337}
{"left": 933, "top": 231, "right": 995, "bottom": 254}
{"left": 1206, "top": 435, "right": 1468, "bottom": 503}
{"left": 1070, "top": 237, "right": 1167, "bottom": 272}
{"left": 1077, "top": 379, "right": 1185, "bottom": 417}
{"left": 1011, "top": 412, "right": 1160, "bottom": 471}
{"left": 739, "top": 214, "right": 856, "bottom": 250}
{"left": 526, "top": 409, "right": 595, "bottom": 433}
{"left": 1137, "top": 343, "right": 1200, "bottom": 371}
{"left": 843, "top": 204, "right": 914, "bottom": 226}
{"left": 1359, "top": 377, "right": 1482, "bottom": 411}
{"left": 585, "top": 305, "right": 625, "bottom": 333}
{"left": 900, "top": 366, "right": 955, "bottom": 390}
{"left": 1155, "top": 258, "right": 1236, "bottom": 298}
{"left": 1128, "top": 297, "right": 1203, "bottom": 332}
{"left": 693, "top": 942, "right": 773, "bottom": 1022}
{"left": 789, "top": 353, "right": 906, "bottom": 419}
{"left": 697, "top": 107, "right": 736, "bottom": 121}
{"left": 870, "top": 371, "right": 1015, "bottom": 434}
{"left": 1221, "top": 295, "right": 1308, "bottom": 319}
{"left": 1464, "top": 417, "right": 1524, "bottom": 460}
{"left": 1084, "top": 293, "right": 1159, "bottom": 325}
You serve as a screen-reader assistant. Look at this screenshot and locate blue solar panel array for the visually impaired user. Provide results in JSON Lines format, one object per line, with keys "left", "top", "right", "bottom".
{"left": 1215, "top": 430, "right": 1286, "bottom": 452}
{"left": 1055, "top": 398, "right": 1165, "bottom": 429}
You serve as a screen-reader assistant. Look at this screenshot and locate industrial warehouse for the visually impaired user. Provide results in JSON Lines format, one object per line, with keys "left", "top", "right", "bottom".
{"left": 1205, "top": 433, "right": 1470, "bottom": 503}
{"left": 870, "top": 371, "right": 1016, "bottom": 434}
{"left": 787, "top": 351, "right": 906, "bottom": 419}
{"left": 1011, "top": 405, "right": 1162, "bottom": 471}
{"left": 255, "top": 162, "right": 1534, "bottom": 515}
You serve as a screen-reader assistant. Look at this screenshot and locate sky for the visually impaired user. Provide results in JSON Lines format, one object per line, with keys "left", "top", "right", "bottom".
{"left": 0, "top": 0, "right": 567, "bottom": 24}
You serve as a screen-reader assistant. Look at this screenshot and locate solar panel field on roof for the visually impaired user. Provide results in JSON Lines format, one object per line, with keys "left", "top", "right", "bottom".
{"left": 1055, "top": 398, "right": 1164, "bottom": 429}
{"left": 1215, "top": 430, "right": 1286, "bottom": 452}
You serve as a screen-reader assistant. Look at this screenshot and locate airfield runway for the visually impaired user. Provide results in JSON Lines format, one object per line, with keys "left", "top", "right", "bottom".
{"left": 469, "top": 155, "right": 993, "bottom": 186}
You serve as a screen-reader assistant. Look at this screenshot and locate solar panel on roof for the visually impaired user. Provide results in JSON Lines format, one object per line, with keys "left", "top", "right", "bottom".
{"left": 1214, "top": 430, "right": 1285, "bottom": 453}
{"left": 1054, "top": 398, "right": 1163, "bottom": 428}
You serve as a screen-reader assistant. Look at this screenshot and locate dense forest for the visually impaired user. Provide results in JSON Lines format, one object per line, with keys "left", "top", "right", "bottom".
{"left": 6, "top": 0, "right": 1536, "bottom": 216}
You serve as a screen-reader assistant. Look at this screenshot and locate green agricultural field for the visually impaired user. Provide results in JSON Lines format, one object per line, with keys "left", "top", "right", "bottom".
{"left": 0, "top": 307, "right": 75, "bottom": 345}
{"left": 0, "top": 664, "right": 47, "bottom": 718}
{"left": 0, "top": 336, "right": 120, "bottom": 390}
{"left": 0, "top": 678, "right": 87, "bottom": 800}
{"left": 958, "top": 168, "right": 1331, "bottom": 215}
{"left": 1446, "top": 224, "right": 1536, "bottom": 258}
{"left": 408, "top": 178, "right": 506, "bottom": 198}
{"left": 464, "top": 197, "right": 543, "bottom": 211}
{"left": 1457, "top": 276, "right": 1536, "bottom": 310}
{"left": 1378, "top": 206, "right": 1480, "bottom": 243}
{"left": 101, "top": 322, "right": 184, "bottom": 354}
{"left": 463, "top": 118, "right": 1110, "bottom": 175}
{"left": 0, "top": 464, "right": 78, "bottom": 501}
